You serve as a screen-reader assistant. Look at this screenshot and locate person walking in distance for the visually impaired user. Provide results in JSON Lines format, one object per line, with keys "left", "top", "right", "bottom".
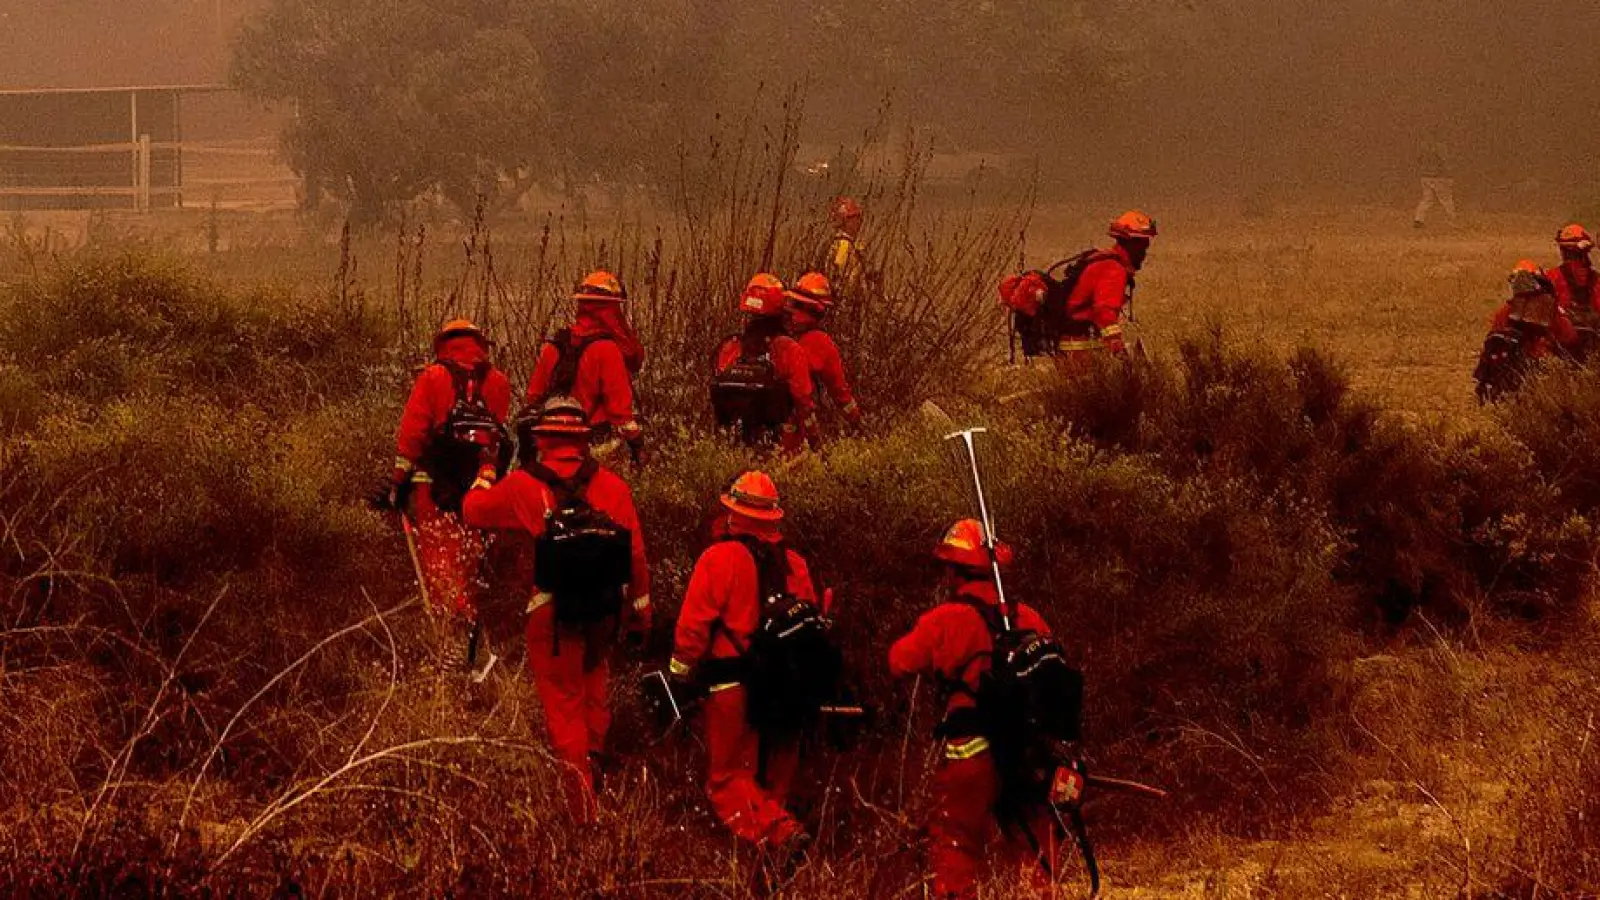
{"left": 1547, "top": 224, "right": 1599, "bottom": 359}
{"left": 711, "top": 274, "right": 821, "bottom": 454}
{"left": 526, "top": 271, "right": 647, "bottom": 463}
{"left": 460, "top": 395, "right": 651, "bottom": 820}
{"left": 1413, "top": 141, "right": 1456, "bottom": 229}
{"left": 1049, "top": 210, "right": 1157, "bottom": 374}
{"left": 784, "top": 272, "right": 863, "bottom": 431}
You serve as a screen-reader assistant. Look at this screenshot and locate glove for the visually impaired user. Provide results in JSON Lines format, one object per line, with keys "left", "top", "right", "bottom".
{"left": 387, "top": 465, "right": 416, "bottom": 512}
{"left": 625, "top": 596, "right": 652, "bottom": 646}
{"left": 667, "top": 657, "right": 695, "bottom": 693}
{"left": 626, "top": 433, "right": 647, "bottom": 468}
{"left": 841, "top": 402, "right": 864, "bottom": 431}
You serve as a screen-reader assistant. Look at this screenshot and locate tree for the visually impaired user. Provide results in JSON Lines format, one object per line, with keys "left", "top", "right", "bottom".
{"left": 232, "top": 0, "right": 547, "bottom": 225}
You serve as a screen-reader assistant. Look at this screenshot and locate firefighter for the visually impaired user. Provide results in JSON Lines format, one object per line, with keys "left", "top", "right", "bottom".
{"left": 888, "top": 520, "right": 1065, "bottom": 900}
{"left": 1413, "top": 141, "right": 1456, "bottom": 229}
{"left": 784, "top": 272, "right": 863, "bottom": 430}
{"left": 1055, "top": 210, "right": 1157, "bottom": 374}
{"left": 826, "top": 196, "right": 865, "bottom": 287}
{"left": 389, "top": 319, "right": 513, "bottom": 662}
{"left": 669, "top": 471, "right": 816, "bottom": 851}
{"left": 1477, "top": 260, "right": 1579, "bottom": 402}
{"left": 1548, "top": 224, "right": 1598, "bottom": 359}
{"left": 711, "top": 274, "right": 821, "bottom": 453}
{"left": 526, "top": 271, "right": 646, "bottom": 463}
{"left": 460, "top": 395, "right": 651, "bottom": 821}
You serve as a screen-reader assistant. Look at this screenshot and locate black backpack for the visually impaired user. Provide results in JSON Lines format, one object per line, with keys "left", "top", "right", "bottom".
{"left": 530, "top": 459, "right": 633, "bottom": 625}
{"left": 1474, "top": 330, "right": 1528, "bottom": 404}
{"left": 962, "top": 599, "right": 1084, "bottom": 802}
{"left": 1013, "top": 250, "right": 1132, "bottom": 358}
{"left": 424, "top": 362, "right": 506, "bottom": 513}
{"left": 734, "top": 537, "right": 842, "bottom": 734}
{"left": 711, "top": 338, "right": 794, "bottom": 430}
{"left": 536, "top": 329, "right": 611, "bottom": 403}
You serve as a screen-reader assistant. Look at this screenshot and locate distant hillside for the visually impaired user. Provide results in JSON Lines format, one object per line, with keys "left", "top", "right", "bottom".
{"left": 0, "top": 0, "right": 260, "bottom": 89}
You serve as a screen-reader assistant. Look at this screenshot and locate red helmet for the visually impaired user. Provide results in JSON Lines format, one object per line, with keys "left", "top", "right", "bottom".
{"left": 433, "top": 318, "right": 488, "bottom": 355}
{"left": 831, "top": 196, "right": 863, "bottom": 226}
{"left": 721, "top": 471, "right": 783, "bottom": 522}
{"left": 739, "top": 273, "right": 787, "bottom": 317}
{"left": 1108, "top": 210, "right": 1158, "bottom": 241}
{"left": 574, "top": 270, "right": 627, "bottom": 303}
{"left": 934, "top": 519, "right": 1012, "bottom": 570}
{"left": 1557, "top": 224, "right": 1594, "bottom": 253}
{"left": 785, "top": 272, "right": 834, "bottom": 312}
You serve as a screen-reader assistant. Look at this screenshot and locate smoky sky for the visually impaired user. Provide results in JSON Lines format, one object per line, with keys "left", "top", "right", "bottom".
{"left": 2, "top": 0, "right": 1595, "bottom": 207}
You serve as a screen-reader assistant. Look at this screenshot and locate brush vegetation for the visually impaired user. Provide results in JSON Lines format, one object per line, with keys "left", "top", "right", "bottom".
{"left": 1, "top": 173, "right": 1598, "bottom": 896}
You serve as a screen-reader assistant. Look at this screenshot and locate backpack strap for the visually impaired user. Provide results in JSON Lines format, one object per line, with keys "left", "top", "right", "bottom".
{"left": 542, "top": 329, "right": 611, "bottom": 400}
{"left": 527, "top": 457, "right": 600, "bottom": 508}
{"left": 733, "top": 536, "right": 791, "bottom": 604}
{"left": 441, "top": 359, "right": 490, "bottom": 405}
{"left": 939, "top": 595, "right": 1007, "bottom": 701}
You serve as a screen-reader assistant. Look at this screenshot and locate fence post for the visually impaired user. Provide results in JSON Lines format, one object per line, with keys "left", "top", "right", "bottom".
{"left": 137, "top": 134, "right": 152, "bottom": 213}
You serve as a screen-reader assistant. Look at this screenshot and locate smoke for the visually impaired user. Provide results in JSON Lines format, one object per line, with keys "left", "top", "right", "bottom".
{"left": 4, "top": 0, "right": 1597, "bottom": 210}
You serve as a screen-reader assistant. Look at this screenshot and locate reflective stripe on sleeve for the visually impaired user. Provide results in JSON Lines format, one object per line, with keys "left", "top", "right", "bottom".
{"left": 668, "top": 658, "right": 692, "bottom": 677}
{"left": 528, "top": 592, "right": 553, "bottom": 613}
{"left": 943, "top": 736, "right": 991, "bottom": 760}
{"left": 632, "top": 594, "right": 652, "bottom": 612}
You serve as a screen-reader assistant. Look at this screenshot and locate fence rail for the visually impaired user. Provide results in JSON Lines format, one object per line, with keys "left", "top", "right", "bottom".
{"left": 0, "top": 137, "right": 297, "bottom": 210}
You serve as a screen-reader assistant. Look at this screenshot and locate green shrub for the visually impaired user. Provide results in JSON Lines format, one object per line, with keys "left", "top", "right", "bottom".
{"left": 0, "top": 251, "right": 394, "bottom": 410}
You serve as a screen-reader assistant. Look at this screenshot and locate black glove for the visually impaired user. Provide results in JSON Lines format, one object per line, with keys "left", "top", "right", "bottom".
{"left": 372, "top": 469, "right": 415, "bottom": 513}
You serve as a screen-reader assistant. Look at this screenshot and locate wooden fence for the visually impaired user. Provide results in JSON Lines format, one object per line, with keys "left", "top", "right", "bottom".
{"left": 0, "top": 137, "right": 299, "bottom": 210}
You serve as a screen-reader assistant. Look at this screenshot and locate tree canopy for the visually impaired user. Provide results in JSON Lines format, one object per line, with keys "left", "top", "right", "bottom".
{"left": 232, "top": 0, "right": 1124, "bottom": 223}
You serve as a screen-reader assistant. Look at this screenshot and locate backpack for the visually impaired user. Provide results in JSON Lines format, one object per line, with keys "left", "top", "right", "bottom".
{"left": 530, "top": 459, "right": 633, "bottom": 625}
{"left": 424, "top": 362, "right": 506, "bottom": 514}
{"left": 536, "top": 329, "right": 611, "bottom": 403}
{"left": 960, "top": 599, "right": 1085, "bottom": 805}
{"left": 1474, "top": 330, "right": 1527, "bottom": 404}
{"left": 733, "top": 537, "right": 842, "bottom": 734}
{"left": 1002, "top": 251, "right": 1129, "bottom": 358}
{"left": 711, "top": 337, "right": 794, "bottom": 430}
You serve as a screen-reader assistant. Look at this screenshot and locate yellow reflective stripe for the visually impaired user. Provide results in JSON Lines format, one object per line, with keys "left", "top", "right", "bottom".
{"left": 394, "top": 456, "right": 415, "bottom": 473}
{"left": 1100, "top": 323, "right": 1125, "bottom": 337}
{"left": 411, "top": 472, "right": 433, "bottom": 484}
{"left": 470, "top": 477, "right": 494, "bottom": 492}
{"left": 528, "top": 592, "right": 553, "bottom": 613}
{"left": 708, "top": 681, "right": 741, "bottom": 693}
{"left": 631, "top": 594, "right": 652, "bottom": 612}
{"left": 668, "top": 658, "right": 692, "bottom": 677}
{"left": 1058, "top": 339, "right": 1102, "bottom": 353}
{"left": 832, "top": 240, "right": 851, "bottom": 269}
{"left": 944, "top": 736, "right": 991, "bottom": 760}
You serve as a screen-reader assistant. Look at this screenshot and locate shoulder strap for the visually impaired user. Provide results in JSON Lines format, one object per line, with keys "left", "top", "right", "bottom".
{"left": 957, "top": 594, "right": 1006, "bottom": 639}
{"left": 1043, "top": 249, "right": 1097, "bottom": 281}
{"left": 734, "top": 536, "right": 791, "bottom": 602}
{"left": 527, "top": 457, "right": 600, "bottom": 507}
{"left": 443, "top": 360, "right": 489, "bottom": 405}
